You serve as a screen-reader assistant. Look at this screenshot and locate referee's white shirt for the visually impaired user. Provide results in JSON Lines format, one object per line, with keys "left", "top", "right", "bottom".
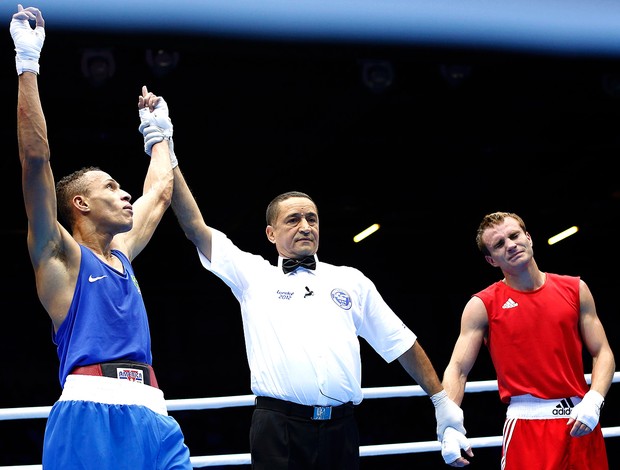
{"left": 197, "top": 229, "right": 416, "bottom": 407}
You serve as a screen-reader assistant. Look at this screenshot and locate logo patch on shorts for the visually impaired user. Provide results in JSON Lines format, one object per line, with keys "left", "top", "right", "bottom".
{"left": 553, "top": 397, "right": 575, "bottom": 416}
{"left": 116, "top": 367, "right": 144, "bottom": 384}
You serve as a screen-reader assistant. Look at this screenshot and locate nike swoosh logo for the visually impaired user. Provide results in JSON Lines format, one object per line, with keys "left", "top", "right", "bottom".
{"left": 88, "top": 275, "right": 108, "bottom": 283}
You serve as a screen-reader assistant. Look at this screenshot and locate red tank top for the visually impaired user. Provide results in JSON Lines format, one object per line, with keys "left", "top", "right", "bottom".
{"left": 476, "top": 273, "right": 588, "bottom": 403}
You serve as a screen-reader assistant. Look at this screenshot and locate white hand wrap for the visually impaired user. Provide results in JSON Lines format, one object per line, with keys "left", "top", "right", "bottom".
{"left": 572, "top": 390, "right": 605, "bottom": 430}
{"left": 139, "top": 97, "right": 173, "bottom": 138}
{"left": 10, "top": 9, "right": 45, "bottom": 75}
{"left": 441, "top": 427, "right": 470, "bottom": 465}
{"left": 167, "top": 136, "right": 178, "bottom": 169}
{"left": 430, "top": 390, "right": 466, "bottom": 441}
{"left": 139, "top": 122, "right": 165, "bottom": 156}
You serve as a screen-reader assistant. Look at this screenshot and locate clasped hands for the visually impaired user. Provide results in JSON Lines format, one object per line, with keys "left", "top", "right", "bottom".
{"left": 432, "top": 390, "right": 473, "bottom": 466}
{"left": 137, "top": 85, "right": 177, "bottom": 167}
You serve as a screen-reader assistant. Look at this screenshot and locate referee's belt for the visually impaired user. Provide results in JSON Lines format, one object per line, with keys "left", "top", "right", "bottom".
{"left": 255, "top": 396, "right": 355, "bottom": 421}
{"left": 70, "top": 361, "right": 159, "bottom": 389}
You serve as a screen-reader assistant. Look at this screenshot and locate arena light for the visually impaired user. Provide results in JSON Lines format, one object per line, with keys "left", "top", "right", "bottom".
{"left": 440, "top": 64, "right": 472, "bottom": 88}
{"left": 80, "top": 48, "right": 115, "bottom": 87}
{"left": 146, "top": 49, "right": 180, "bottom": 78}
{"left": 5, "top": 2, "right": 620, "bottom": 56}
{"left": 360, "top": 60, "right": 393, "bottom": 93}
{"left": 548, "top": 226, "right": 578, "bottom": 245}
{"left": 353, "top": 223, "right": 380, "bottom": 243}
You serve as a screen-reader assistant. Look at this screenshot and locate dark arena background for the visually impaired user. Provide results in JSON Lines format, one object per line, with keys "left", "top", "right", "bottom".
{"left": 1, "top": 1, "right": 620, "bottom": 468}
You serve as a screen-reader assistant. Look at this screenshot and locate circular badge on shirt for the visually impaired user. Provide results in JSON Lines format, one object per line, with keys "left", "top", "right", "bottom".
{"left": 331, "top": 288, "right": 352, "bottom": 310}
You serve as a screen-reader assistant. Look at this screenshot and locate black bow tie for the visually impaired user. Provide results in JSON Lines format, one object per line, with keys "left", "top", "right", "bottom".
{"left": 282, "top": 256, "right": 317, "bottom": 274}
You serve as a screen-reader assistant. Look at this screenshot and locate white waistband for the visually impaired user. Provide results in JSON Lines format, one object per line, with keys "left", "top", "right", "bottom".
{"left": 506, "top": 394, "right": 582, "bottom": 419}
{"left": 60, "top": 374, "right": 168, "bottom": 416}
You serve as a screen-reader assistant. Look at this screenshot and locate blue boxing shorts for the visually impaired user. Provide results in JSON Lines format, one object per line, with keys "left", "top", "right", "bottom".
{"left": 42, "top": 374, "right": 192, "bottom": 470}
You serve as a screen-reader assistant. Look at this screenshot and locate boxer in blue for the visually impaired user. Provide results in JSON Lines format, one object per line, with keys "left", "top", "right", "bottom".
{"left": 11, "top": 4, "right": 191, "bottom": 468}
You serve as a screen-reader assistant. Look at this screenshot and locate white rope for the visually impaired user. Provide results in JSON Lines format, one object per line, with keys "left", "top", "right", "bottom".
{"left": 1, "top": 373, "right": 619, "bottom": 468}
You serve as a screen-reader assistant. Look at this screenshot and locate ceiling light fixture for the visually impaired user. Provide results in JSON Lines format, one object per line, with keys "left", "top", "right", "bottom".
{"left": 548, "top": 226, "right": 578, "bottom": 245}
{"left": 146, "top": 49, "right": 180, "bottom": 78}
{"left": 360, "top": 60, "right": 393, "bottom": 93}
{"left": 80, "top": 48, "right": 115, "bottom": 87}
{"left": 354, "top": 223, "right": 380, "bottom": 243}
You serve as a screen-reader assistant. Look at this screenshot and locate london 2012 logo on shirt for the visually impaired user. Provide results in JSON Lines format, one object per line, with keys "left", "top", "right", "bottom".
{"left": 331, "top": 288, "right": 352, "bottom": 310}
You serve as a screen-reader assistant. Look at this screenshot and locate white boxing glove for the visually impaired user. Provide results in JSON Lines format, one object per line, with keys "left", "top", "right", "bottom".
{"left": 430, "top": 390, "right": 466, "bottom": 441}
{"left": 571, "top": 390, "right": 605, "bottom": 430}
{"left": 441, "top": 427, "right": 471, "bottom": 465}
{"left": 10, "top": 5, "right": 45, "bottom": 75}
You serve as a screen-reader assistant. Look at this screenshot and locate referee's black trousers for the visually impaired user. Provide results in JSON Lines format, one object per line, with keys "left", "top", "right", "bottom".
{"left": 250, "top": 399, "right": 359, "bottom": 470}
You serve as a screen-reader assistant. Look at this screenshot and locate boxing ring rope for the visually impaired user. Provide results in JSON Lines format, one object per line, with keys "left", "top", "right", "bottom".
{"left": 1, "top": 372, "right": 619, "bottom": 469}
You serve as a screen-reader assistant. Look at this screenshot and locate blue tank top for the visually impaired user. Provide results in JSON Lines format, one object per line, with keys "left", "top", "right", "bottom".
{"left": 54, "top": 245, "right": 153, "bottom": 387}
